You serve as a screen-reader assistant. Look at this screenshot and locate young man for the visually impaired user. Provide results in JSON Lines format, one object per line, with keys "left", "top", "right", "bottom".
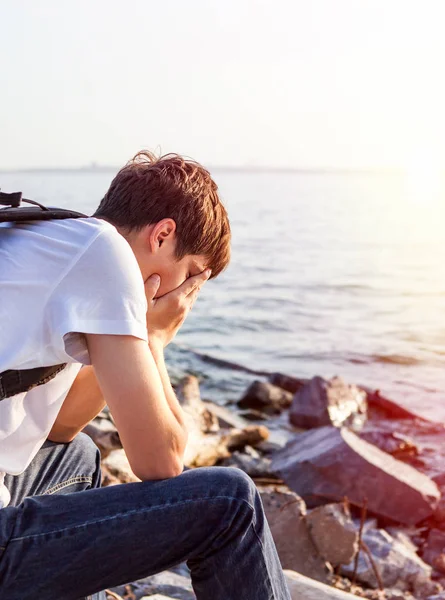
{"left": 0, "top": 152, "right": 291, "bottom": 600}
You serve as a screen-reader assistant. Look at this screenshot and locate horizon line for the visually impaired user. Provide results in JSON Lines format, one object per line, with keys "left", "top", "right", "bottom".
{"left": 0, "top": 164, "right": 406, "bottom": 175}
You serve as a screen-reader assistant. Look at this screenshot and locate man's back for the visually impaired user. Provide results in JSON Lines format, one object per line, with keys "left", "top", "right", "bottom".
{"left": 0, "top": 217, "right": 147, "bottom": 502}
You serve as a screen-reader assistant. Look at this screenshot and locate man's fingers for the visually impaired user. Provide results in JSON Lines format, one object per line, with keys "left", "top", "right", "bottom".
{"left": 144, "top": 274, "right": 161, "bottom": 301}
{"left": 181, "top": 269, "right": 211, "bottom": 297}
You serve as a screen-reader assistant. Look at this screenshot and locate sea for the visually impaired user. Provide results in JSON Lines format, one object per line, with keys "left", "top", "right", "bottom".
{"left": 2, "top": 169, "right": 444, "bottom": 421}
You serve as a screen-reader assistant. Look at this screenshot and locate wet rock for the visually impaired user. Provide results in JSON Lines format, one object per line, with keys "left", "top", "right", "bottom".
{"left": 238, "top": 380, "right": 293, "bottom": 415}
{"left": 364, "top": 387, "right": 426, "bottom": 421}
{"left": 258, "top": 485, "right": 333, "bottom": 583}
{"left": 269, "top": 373, "right": 308, "bottom": 394}
{"left": 271, "top": 426, "right": 440, "bottom": 525}
{"left": 306, "top": 503, "right": 359, "bottom": 566}
{"left": 284, "top": 569, "right": 358, "bottom": 599}
{"left": 341, "top": 528, "right": 434, "bottom": 594}
{"left": 290, "top": 376, "right": 367, "bottom": 430}
{"left": 433, "top": 495, "right": 445, "bottom": 528}
{"left": 360, "top": 428, "right": 419, "bottom": 461}
{"left": 423, "top": 530, "right": 445, "bottom": 574}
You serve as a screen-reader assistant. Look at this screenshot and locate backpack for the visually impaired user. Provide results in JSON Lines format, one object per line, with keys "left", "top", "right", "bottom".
{"left": 0, "top": 190, "right": 88, "bottom": 400}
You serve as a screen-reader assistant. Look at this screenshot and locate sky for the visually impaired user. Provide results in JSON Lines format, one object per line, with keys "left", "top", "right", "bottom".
{"left": 1, "top": 0, "right": 445, "bottom": 169}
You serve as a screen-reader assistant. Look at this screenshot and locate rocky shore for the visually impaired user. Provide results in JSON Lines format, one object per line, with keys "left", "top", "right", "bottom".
{"left": 84, "top": 369, "right": 445, "bottom": 600}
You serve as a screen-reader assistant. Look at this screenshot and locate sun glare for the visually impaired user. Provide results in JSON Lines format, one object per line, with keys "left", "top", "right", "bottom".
{"left": 403, "top": 149, "right": 444, "bottom": 208}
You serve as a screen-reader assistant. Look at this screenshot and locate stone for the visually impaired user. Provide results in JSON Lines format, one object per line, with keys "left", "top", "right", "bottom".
{"left": 385, "top": 591, "right": 415, "bottom": 600}
{"left": 423, "top": 530, "right": 445, "bottom": 573}
{"left": 220, "top": 449, "right": 277, "bottom": 479}
{"left": 83, "top": 419, "right": 122, "bottom": 459}
{"left": 284, "top": 569, "right": 358, "bottom": 599}
{"left": 114, "top": 570, "right": 194, "bottom": 600}
{"left": 306, "top": 503, "right": 359, "bottom": 566}
{"left": 258, "top": 485, "right": 333, "bottom": 583}
{"left": 341, "top": 528, "right": 433, "bottom": 594}
{"left": 290, "top": 376, "right": 367, "bottom": 430}
{"left": 176, "top": 375, "right": 219, "bottom": 433}
{"left": 223, "top": 424, "right": 269, "bottom": 450}
{"left": 427, "top": 594, "right": 445, "bottom": 600}
{"left": 177, "top": 376, "right": 268, "bottom": 468}
{"left": 271, "top": 426, "right": 440, "bottom": 525}
{"left": 360, "top": 428, "right": 419, "bottom": 461}
{"left": 238, "top": 380, "right": 293, "bottom": 415}
{"left": 102, "top": 449, "right": 140, "bottom": 484}
{"left": 202, "top": 401, "right": 250, "bottom": 429}
{"left": 140, "top": 596, "right": 176, "bottom": 600}
{"left": 269, "top": 373, "right": 308, "bottom": 394}
{"left": 238, "top": 408, "right": 270, "bottom": 421}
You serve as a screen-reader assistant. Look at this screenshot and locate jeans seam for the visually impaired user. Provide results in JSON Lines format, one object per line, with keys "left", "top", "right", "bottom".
{"left": 10, "top": 495, "right": 256, "bottom": 543}
{"left": 42, "top": 475, "right": 93, "bottom": 496}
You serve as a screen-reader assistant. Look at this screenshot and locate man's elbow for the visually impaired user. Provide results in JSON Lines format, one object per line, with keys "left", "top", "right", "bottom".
{"left": 47, "top": 425, "right": 80, "bottom": 444}
{"left": 133, "top": 454, "right": 185, "bottom": 481}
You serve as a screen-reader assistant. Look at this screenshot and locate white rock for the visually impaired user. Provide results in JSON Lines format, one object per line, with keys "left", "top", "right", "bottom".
{"left": 284, "top": 570, "right": 358, "bottom": 599}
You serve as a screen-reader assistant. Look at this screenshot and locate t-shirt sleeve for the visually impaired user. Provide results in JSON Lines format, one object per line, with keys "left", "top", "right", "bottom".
{"left": 46, "top": 226, "right": 148, "bottom": 364}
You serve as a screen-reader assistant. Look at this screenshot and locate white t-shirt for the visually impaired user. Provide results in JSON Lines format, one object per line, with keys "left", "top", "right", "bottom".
{"left": 0, "top": 217, "right": 148, "bottom": 508}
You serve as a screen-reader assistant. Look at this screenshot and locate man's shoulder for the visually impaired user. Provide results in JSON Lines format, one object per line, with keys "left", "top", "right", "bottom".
{"left": 40, "top": 217, "right": 129, "bottom": 266}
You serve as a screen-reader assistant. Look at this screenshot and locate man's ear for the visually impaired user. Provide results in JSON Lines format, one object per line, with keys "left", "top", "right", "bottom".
{"left": 148, "top": 218, "right": 177, "bottom": 253}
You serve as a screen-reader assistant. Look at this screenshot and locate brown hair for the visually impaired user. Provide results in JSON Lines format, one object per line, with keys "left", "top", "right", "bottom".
{"left": 94, "top": 151, "right": 231, "bottom": 277}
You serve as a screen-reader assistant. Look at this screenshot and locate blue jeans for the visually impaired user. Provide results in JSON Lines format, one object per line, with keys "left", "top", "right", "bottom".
{"left": 0, "top": 433, "right": 291, "bottom": 600}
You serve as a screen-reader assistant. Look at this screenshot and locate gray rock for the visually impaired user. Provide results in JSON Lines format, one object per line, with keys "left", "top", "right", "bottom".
{"left": 341, "top": 528, "right": 433, "bottom": 594}
{"left": 423, "top": 529, "right": 445, "bottom": 573}
{"left": 306, "top": 503, "right": 358, "bottom": 566}
{"left": 102, "top": 449, "right": 139, "bottom": 484}
{"left": 140, "top": 596, "right": 177, "bottom": 600}
{"left": 290, "top": 376, "right": 367, "bottom": 430}
{"left": 220, "top": 448, "right": 277, "bottom": 479}
{"left": 360, "top": 428, "right": 419, "bottom": 461}
{"left": 284, "top": 570, "right": 358, "bottom": 599}
{"left": 385, "top": 591, "right": 417, "bottom": 600}
{"left": 269, "top": 373, "right": 308, "bottom": 394}
{"left": 427, "top": 594, "right": 445, "bottom": 600}
{"left": 271, "top": 426, "right": 440, "bottom": 525}
{"left": 125, "top": 570, "right": 194, "bottom": 600}
{"left": 238, "top": 380, "right": 293, "bottom": 415}
{"left": 258, "top": 485, "right": 333, "bottom": 583}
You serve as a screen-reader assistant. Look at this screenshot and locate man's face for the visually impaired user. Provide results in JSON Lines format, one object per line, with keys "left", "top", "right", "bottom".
{"left": 152, "top": 251, "right": 208, "bottom": 298}
{"left": 126, "top": 220, "right": 208, "bottom": 298}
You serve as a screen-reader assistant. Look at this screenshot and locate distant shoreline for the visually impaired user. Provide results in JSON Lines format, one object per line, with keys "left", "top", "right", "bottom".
{"left": 0, "top": 166, "right": 405, "bottom": 176}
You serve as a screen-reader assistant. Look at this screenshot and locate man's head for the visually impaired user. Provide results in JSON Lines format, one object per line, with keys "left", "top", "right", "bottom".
{"left": 94, "top": 151, "right": 231, "bottom": 296}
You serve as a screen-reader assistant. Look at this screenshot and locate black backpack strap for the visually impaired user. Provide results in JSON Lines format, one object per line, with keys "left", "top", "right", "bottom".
{"left": 0, "top": 190, "right": 87, "bottom": 222}
{"left": 0, "top": 191, "right": 83, "bottom": 399}
{"left": 0, "top": 365, "right": 67, "bottom": 400}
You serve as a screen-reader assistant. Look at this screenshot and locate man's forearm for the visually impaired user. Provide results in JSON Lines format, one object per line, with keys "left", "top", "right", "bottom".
{"left": 149, "top": 338, "right": 187, "bottom": 431}
{"left": 48, "top": 366, "right": 106, "bottom": 443}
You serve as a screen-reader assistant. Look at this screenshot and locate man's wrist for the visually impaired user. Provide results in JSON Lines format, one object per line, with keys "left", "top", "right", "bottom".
{"left": 148, "top": 334, "right": 165, "bottom": 356}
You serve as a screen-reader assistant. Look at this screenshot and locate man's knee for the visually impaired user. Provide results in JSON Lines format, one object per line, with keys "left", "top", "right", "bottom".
{"left": 188, "top": 466, "right": 259, "bottom": 508}
{"left": 67, "top": 432, "right": 101, "bottom": 473}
